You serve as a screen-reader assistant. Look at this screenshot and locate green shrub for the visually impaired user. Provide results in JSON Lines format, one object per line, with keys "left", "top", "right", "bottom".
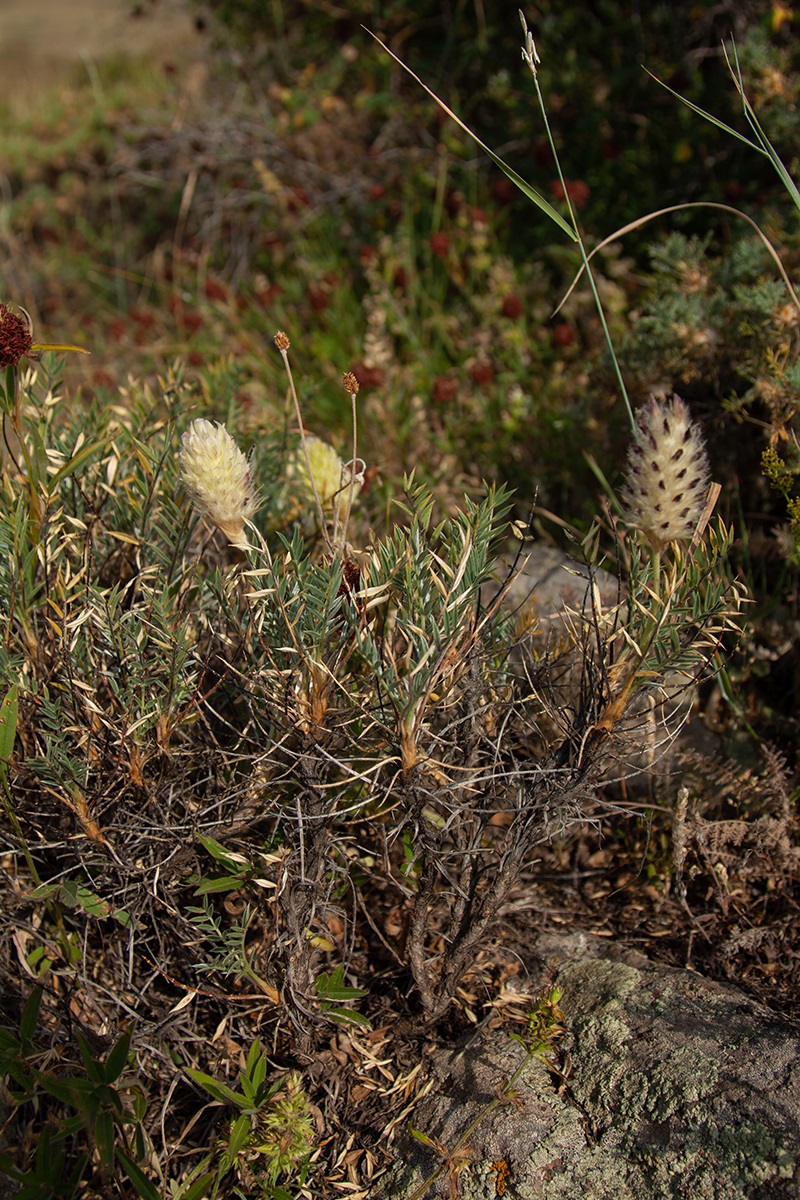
{"left": 0, "top": 320, "right": 742, "bottom": 1190}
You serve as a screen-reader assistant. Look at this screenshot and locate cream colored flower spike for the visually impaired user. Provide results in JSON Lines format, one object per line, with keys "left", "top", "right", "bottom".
{"left": 292, "top": 436, "right": 363, "bottom": 525}
{"left": 623, "top": 395, "right": 710, "bottom": 552}
{"left": 179, "top": 418, "right": 259, "bottom": 547}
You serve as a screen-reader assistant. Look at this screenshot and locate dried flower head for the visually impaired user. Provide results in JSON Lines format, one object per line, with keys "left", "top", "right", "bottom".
{"left": 623, "top": 395, "right": 710, "bottom": 551}
{"left": 0, "top": 303, "right": 33, "bottom": 367}
{"left": 274, "top": 330, "right": 291, "bottom": 352}
{"left": 179, "top": 419, "right": 259, "bottom": 547}
{"left": 342, "top": 371, "right": 360, "bottom": 396}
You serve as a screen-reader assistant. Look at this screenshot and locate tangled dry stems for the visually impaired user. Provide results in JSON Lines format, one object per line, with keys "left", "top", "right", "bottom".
{"left": 0, "top": 363, "right": 746, "bottom": 1193}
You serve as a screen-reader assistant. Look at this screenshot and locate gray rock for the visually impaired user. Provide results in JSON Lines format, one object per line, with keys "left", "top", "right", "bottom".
{"left": 494, "top": 544, "right": 704, "bottom": 779}
{"left": 376, "top": 939, "right": 800, "bottom": 1198}
{"left": 493, "top": 544, "right": 618, "bottom": 643}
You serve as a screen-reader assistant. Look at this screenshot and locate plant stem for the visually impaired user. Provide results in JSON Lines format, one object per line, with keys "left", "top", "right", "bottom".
{"left": 522, "top": 19, "right": 635, "bottom": 431}
{"left": 276, "top": 343, "right": 331, "bottom": 549}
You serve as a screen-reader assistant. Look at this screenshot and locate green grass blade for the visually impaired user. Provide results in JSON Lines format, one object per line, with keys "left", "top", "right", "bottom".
{"left": 644, "top": 68, "right": 764, "bottom": 154}
{"left": 583, "top": 452, "right": 624, "bottom": 517}
{"left": 19, "top": 985, "right": 43, "bottom": 1048}
{"left": 365, "top": 29, "right": 578, "bottom": 242}
{"left": 722, "top": 39, "right": 800, "bottom": 215}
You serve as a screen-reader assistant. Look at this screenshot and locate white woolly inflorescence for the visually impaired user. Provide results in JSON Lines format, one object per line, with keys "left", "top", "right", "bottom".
{"left": 179, "top": 419, "right": 259, "bottom": 547}
{"left": 623, "top": 395, "right": 710, "bottom": 551}
{"left": 292, "top": 435, "right": 362, "bottom": 526}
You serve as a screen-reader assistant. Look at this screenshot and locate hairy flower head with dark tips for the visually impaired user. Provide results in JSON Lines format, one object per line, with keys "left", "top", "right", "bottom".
{"left": 623, "top": 395, "right": 710, "bottom": 551}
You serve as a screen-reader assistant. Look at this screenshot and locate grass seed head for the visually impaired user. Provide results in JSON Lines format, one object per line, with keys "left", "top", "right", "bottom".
{"left": 623, "top": 394, "right": 710, "bottom": 551}
{"left": 342, "top": 370, "right": 360, "bottom": 395}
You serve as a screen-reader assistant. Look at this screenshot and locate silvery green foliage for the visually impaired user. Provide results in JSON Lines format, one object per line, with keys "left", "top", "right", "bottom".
{"left": 0, "top": 367, "right": 743, "bottom": 1031}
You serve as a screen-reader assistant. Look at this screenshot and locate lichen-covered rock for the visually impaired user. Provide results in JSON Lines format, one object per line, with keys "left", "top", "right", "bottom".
{"left": 493, "top": 544, "right": 618, "bottom": 644}
{"left": 377, "top": 940, "right": 800, "bottom": 1198}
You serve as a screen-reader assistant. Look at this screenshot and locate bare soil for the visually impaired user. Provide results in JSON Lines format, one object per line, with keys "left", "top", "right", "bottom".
{"left": 0, "top": 0, "right": 204, "bottom": 113}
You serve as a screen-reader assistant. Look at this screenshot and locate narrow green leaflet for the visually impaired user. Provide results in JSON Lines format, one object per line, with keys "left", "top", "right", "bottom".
{"left": 197, "top": 833, "right": 250, "bottom": 870}
{"left": 19, "top": 986, "right": 43, "bottom": 1049}
{"left": 316, "top": 966, "right": 370, "bottom": 1026}
{"left": 315, "top": 965, "right": 367, "bottom": 1002}
{"left": 326, "top": 1007, "right": 372, "bottom": 1028}
{"left": 177, "top": 1169, "right": 219, "bottom": 1200}
{"left": 102, "top": 1033, "right": 131, "bottom": 1086}
{"left": 186, "top": 1067, "right": 245, "bottom": 1108}
{"left": 0, "top": 684, "right": 19, "bottom": 766}
{"left": 94, "top": 1109, "right": 115, "bottom": 1169}
{"left": 30, "top": 341, "right": 90, "bottom": 357}
{"left": 60, "top": 880, "right": 110, "bottom": 918}
{"left": 0, "top": 365, "right": 13, "bottom": 414}
{"left": 227, "top": 1112, "right": 251, "bottom": 1160}
{"left": 117, "top": 1151, "right": 162, "bottom": 1200}
{"left": 193, "top": 873, "right": 249, "bottom": 895}
{"left": 49, "top": 441, "right": 105, "bottom": 490}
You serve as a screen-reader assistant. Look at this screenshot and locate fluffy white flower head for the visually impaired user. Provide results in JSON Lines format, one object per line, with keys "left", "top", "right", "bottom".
{"left": 292, "top": 435, "right": 363, "bottom": 526}
{"left": 179, "top": 418, "right": 259, "bottom": 547}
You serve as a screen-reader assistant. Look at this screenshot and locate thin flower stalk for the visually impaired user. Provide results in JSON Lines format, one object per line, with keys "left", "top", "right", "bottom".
{"left": 341, "top": 370, "right": 361, "bottom": 550}
{"left": 274, "top": 331, "right": 330, "bottom": 548}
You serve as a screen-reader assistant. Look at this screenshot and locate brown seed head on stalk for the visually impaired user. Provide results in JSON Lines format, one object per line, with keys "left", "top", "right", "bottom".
{"left": 0, "top": 304, "right": 33, "bottom": 367}
{"left": 623, "top": 394, "right": 710, "bottom": 552}
{"left": 179, "top": 418, "right": 259, "bottom": 547}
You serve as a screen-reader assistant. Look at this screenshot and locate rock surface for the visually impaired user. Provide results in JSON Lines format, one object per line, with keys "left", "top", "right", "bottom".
{"left": 493, "top": 543, "right": 618, "bottom": 641}
{"left": 377, "top": 935, "right": 800, "bottom": 1198}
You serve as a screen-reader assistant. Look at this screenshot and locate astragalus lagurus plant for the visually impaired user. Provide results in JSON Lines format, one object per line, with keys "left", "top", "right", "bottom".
{"left": 0, "top": 25, "right": 763, "bottom": 1200}
{"left": 363, "top": 11, "right": 746, "bottom": 794}
{"left": 0, "top": 40, "right": 747, "bottom": 1118}
{"left": 0, "top": 331, "right": 742, "bottom": 1195}
{"left": 169, "top": 335, "right": 742, "bottom": 1028}
{"left": 555, "top": 393, "right": 745, "bottom": 781}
